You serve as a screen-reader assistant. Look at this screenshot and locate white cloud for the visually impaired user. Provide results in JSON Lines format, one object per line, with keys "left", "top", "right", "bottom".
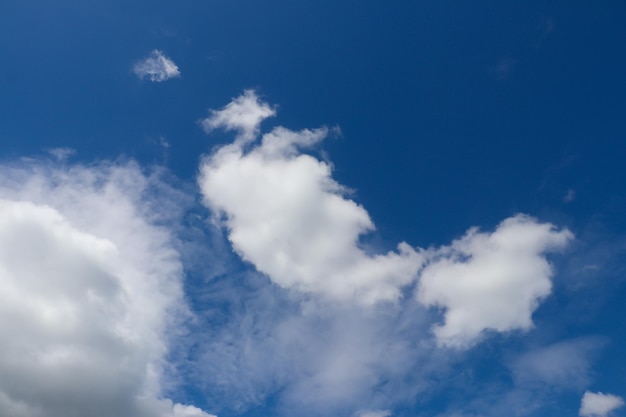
{"left": 580, "top": 391, "right": 625, "bottom": 417}
{"left": 198, "top": 98, "right": 424, "bottom": 304}
{"left": 0, "top": 159, "right": 214, "bottom": 417}
{"left": 191, "top": 91, "right": 577, "bottom": 416}
{"left": 133, "top": 50, "right": 181, "bottom": 82}
{"left": 198, "top": 90, "right": 574, "bottom": 333}
{"left": 417, "top": 215, "right": 573, "bottom": 347}
{"left": 200, "top": 89, "right": 276, "bottom": 143}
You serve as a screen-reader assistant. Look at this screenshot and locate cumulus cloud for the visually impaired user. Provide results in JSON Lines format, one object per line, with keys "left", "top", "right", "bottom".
{"left": 200, "top": 89, "right": 276, "bottom": 143}
{"left": 133, "top": 50, "right": 181, "bottom": 82}
{"left": 0, "top": 159, "right": 214, "bottom": 417}
{"left": 198, "top": 114, "right": 424, "bottom": 304}
{"left": 198, "top": 91, "right": 573, "bottom": 335}
{"left": 417, "top": 215, "right": 573, "bottom": 347}
{"left": 580, "top": 392, "right": 625, "bottom": 417}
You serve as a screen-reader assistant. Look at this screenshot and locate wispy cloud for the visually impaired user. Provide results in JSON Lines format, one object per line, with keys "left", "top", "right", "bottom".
{"left": 46, "top": 147, "right": 75, "bottom": 161}
{"left": 491, "top": 56, "right": 517, "bottom": 80}
{"left": 510, "top": 337, "right": 605, "bottom": 390}
{"left": 133, "top": 50, "right": 181, "bottom": 82}
{"left": 564, "top": 188, "right": 576, "bottom": 203}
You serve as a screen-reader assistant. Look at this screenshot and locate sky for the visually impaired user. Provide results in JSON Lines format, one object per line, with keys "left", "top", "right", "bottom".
{"left": 0, "top": 1, "right": 626, "bottom": 417}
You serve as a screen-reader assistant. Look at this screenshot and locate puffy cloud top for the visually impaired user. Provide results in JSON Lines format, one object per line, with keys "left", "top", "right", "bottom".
{"left": 418, "top": 215, "right": 573, "bottom": 347}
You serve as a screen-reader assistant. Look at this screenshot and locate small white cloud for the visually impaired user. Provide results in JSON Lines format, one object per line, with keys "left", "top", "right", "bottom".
{"left": 200, "top": 90, "right": 276, "bottom": 143}
{"left": 580, "top": 391, "right": 625, "bottom": 417}
{"left": 417, "top": 215, "right": 573, "bottom": 347}
{"left": 133, "top": 50, "right": 180, "bottom": 82}
{"left": 564, "top": 188, "right": 576, "bottom": 203}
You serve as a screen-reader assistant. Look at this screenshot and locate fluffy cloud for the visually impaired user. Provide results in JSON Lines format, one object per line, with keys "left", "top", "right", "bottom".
{"left": 580, "top": 392, "right": 625, "bottom": 417}
{"left": 200, "top": 89, "right": 276, "bottom": 142}
{"left": 417, "top": 215, "right": 573, "bottom": 347}
{"left": 133, "top": 50, "right": 181, "bottom": 82}
{"left": 199, "top": 91, "right": 573, "bottom": 331}
{"left": 198, "top": 92, "right": 424, "bottom": 305}
{"left": 192, "top": 91, "right": 579, "bottom": 416}
{"left": 0, "top": 159, "right": 214, "bottom": 417}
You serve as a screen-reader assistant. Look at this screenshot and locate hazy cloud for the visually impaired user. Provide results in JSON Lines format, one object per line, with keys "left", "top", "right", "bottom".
{"left": 133, "top": 50, "right": 181, "bottom": 82}
{"left": 46, "top": 147, "right": 75, "bottom": 161}
{"left": 511, "top": 337, "right": 605, "bottom": 390}
{"left": 492, "top": 57, "right": 517, "bottom": 80}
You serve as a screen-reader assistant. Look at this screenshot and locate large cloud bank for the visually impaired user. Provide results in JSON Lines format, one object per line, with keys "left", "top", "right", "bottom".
{"left": 0, "top": 91, "right": 579, "bottom": 417}
{"left": 0, "top": 160, "right": 214, "bottom": 417}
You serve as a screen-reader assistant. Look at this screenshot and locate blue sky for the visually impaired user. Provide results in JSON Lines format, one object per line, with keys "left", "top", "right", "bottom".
{"left": 0, "top": 1, "right": 625, "bottom": 417}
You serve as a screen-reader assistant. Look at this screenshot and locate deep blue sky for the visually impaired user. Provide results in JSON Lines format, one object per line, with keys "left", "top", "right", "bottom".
{"left": 2, "top": 1, "right": 625, "bottom": 243}
{"left": 1, "top": 2, "right": 625, "bottom": 417}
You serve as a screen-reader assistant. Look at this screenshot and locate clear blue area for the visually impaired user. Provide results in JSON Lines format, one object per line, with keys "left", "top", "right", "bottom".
{"left": 1, "top": 1, "right": 625, "bottom": 416}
